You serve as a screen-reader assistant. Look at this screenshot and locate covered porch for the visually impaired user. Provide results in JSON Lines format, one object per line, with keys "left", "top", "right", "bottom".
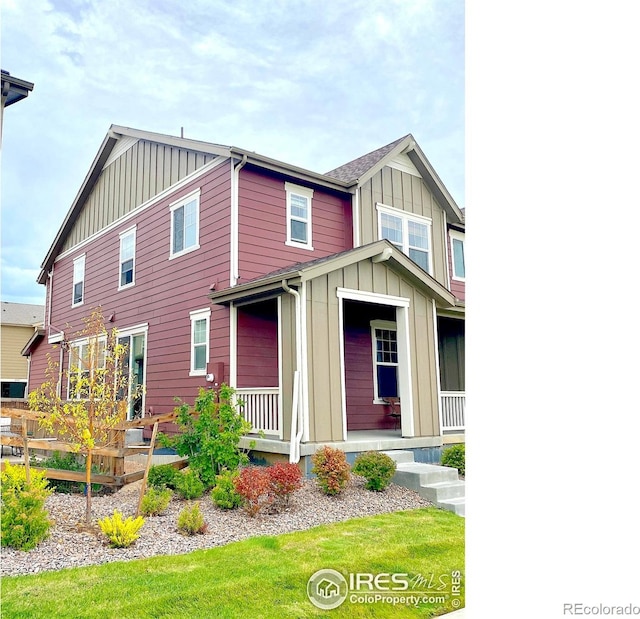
{"left": 211, "top": 241, "right": 465, "bottom": 462}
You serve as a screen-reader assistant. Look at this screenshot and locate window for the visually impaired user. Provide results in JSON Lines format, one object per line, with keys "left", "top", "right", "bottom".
{"left": 117, "top": 329, "right": 147, "bottom": 420}
{"left": 285, "top": 182, "right": 314, "bottom": 250}
{"left": 72, "top": 254, "right": 85, "bottom": 306}
{"left": 377, "top": 205, "right": 432, "bottom": 273}
{"left": 449, "top": 230, "right": 465, "bottom": 281}
{"left": 190, "top": 308, "right": 211, "bottom": 375}
{"left": 119, "top": 227, "right": 136, "bottom": 289}
{"left": 68, "top": 338, "right": 105, "bottom": 399}
{"left": 371, "top": 320, "right": 399, "bottom": 402}
{"left": 170, "top": 190, "right": 200, "bottom": 258}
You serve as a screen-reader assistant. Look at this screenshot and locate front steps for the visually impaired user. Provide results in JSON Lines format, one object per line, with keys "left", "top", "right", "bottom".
{"left": 384, "top": 450, "right": 465, "bottom": 517}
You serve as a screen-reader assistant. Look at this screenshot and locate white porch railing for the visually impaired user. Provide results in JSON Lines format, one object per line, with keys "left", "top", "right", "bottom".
{"left": 235, "top": 387, "right": 281, "bottom": 438}
{"left": 440, "top": 391, "right": 465, "bottom": 431}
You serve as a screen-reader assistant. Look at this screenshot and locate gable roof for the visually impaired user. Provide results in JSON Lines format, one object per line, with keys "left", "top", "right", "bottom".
{"left": 1, "top": 301, "right": 45, "bottom": 327}
{"left": 325, "top": 135, "right": 409, "bottom": 182}
{"left": 37, "top": 127, "right": 463, "bottom": 283}
{"left": 208, "top": 240, "right": 456, "bottom": 308}
{"left": 327, "top": 133, "right": 463, "bottom": 223}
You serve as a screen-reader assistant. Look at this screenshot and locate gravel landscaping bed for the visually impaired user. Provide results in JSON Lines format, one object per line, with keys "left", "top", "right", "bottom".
{"left": 1, "top": 477, "right": 431, "bottom": 577}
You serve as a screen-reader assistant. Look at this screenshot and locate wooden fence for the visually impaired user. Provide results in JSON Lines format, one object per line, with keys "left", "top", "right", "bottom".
{"left": 0, "top": 399, "right": 182, "bottom": 488}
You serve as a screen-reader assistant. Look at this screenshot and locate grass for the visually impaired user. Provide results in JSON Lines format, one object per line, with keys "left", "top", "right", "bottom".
{"left": 0, "top": 507, "right": 464, "bottom": 618}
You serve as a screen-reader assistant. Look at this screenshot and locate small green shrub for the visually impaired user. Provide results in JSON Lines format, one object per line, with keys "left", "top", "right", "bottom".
{"left": 353, "top": 451, "right": 397, "bottom": 491}
{"left": 175, "top": 469, "right": 205, "bottom": 500}
{"left": 441, "top": 444, "right": 465, "bottom": 476}
{"left": 177, "top": 502, "right": 207, "bottom": 535}
{"left": 98, "top": 510, "right": 145, "bottom": 548}
{"left": 311, "top": 446, "right": 351, "bottom": 496}
{"left": 36, "top": 451, "right": 102, "bottom": 494}
{"left": 140, "top": 487, "right": 173, "bottom": 516}
{"left": 211, "top": 469, "right": 242, "bottom": 510}
{"left": 147, "top": 464, "right": 179, "bottom": 489}
{"left": 1, "top": 463, "right": 52, "bottom": 551}
{"left": 233, "top": 466, "right": 273, "bottom": 516}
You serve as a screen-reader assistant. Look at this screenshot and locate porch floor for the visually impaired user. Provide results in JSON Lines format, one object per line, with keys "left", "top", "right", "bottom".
{"left": 240, "top": 429, "right": 464, "bottom": 456}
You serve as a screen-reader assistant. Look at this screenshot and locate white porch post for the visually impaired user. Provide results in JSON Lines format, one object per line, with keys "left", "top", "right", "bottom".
{"left": 396, "top": 305, "right": 415, "bottom": 437}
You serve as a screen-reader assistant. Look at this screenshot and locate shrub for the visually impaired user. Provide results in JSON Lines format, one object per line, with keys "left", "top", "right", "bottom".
{"left": 1, "top": 463, "right": 52, "bottom": 551}
{"left": 311, "top": 446, "right": 351, "bottom": 496}
{"left": 233, "top": 466, "right": 273, "bottom": 517}
{"left": 177, "top": 502, "right": 207, "bottom": 535}
{"left": 140, "top": 487, "right": 173, "bottom": 516}
{"left": 147, "top": 464, "right": 179, "bottom": 490}
{"left": 159, "top": 385, "right": 253, "bottom": 488}
{"left": 174, "top": 469, "right": 205, "bottom": 500}
{"left": 268, "top": 462, "right": 303, "bottom": 509}
{"left": 36, "top": 451, "right": 103, "bottom": 494}
{"left": 98, "top": 510, "right": 145, "bottom": 548}
{"left": 211, "top": 469, "right": 242, "bottom": 510}
{"left": 352, "top": 451, "right": 397, "bottom": 491}
{"left": 441, "top": 444, "right": 465, "bottom": 476}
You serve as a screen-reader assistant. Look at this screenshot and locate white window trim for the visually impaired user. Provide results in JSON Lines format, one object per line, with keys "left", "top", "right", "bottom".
{"left": 117, "top": 325, "right": 148, "bottom": 421}
{"left": 285, "top": 182, "right": 314, "bottom": 251}
{"left": 449, "top": 229, "right": 466, "bottom": 282}
{"left": 67, "top": 335, "right": 106, "bottom": 400}
{"left": 189, "top": 308, "right": 211, "bottom": 376}
{"left": 370, "top": 319, "right": 399, "bottom": 404}
{"left": 169, "top": 189, "right": 201, "bottom": 260}
{"left": 118, "top": 226, "right": 137, "bottom": 290}
{"left": 376, "top": 203, "right": 433, "bottom": 274}
{"left": 71, "top": 254, "right": 86, "bottom": 307}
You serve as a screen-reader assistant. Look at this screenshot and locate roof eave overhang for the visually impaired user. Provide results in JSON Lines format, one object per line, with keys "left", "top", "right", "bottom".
{"left": 209, "top": 240, "right": 456, "bottom": 308}
{"left": 2, "top": 74, "right": 35, "bottom": 107}
{"left": 230, "top": 148, "right": 354, "bottom": 194}
{"left": 21, "top": 328, "right": 45, "bottom": 357}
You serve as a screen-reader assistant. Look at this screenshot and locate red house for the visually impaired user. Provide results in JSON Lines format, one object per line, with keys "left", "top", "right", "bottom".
{"left": 25, "top": 126, "right": 465, "bottom": 470}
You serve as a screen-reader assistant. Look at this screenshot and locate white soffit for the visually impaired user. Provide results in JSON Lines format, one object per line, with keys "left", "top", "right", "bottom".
{"left": 104, "top": 136, "right": 139, "bottom": 168}
{"left": 386, "top": 152, "right": 421, "bottom": 177}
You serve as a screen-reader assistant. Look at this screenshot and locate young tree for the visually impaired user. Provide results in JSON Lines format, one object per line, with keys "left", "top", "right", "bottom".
{"left": 29, "top": 309, "right": 140, "bottom": 525}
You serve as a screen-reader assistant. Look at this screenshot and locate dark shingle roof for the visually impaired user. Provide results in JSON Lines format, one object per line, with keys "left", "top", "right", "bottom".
{"left": 325, "top": 135, "right": 411, "bottom": 183}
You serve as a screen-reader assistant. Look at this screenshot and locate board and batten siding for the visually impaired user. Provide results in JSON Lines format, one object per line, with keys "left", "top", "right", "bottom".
{"left": 62, "top": 140, "right": 216, "bottom": 252}
{"left": 31, "top": 161, "right": 232, "bottom": 424}
{"left": 358, "top": 166, "right": 448, "bottom": 289}
{"left": 237, "top": 167, "right": 353, "bottom": 282}
{"left": 305, "top": 258, "right": 440, "bottom": 443}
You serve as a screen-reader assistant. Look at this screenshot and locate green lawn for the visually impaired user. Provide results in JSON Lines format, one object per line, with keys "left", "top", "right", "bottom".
{"left": 1, "top": 507, "right": 464, "bottom": 619}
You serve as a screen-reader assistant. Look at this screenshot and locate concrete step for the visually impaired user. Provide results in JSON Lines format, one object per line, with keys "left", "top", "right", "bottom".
{"left": 438, "top": 496, "right": 465, "bottom": 517}
{"left": 418, "top": 480, "right": 465, "bottom": 503}
{"left": 392, "top": 462, "right": 464, "bottom": 517}
{"left": 380, "top": 450, "right": 415, "bottom": 464}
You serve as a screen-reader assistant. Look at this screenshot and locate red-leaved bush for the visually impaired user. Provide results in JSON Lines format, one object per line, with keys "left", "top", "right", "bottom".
{"left": 233, "top": 463, "right": 304, "bottom": 516}
{"left": 268, "top": 462, "right": 303, "bottom": 508}
{"left": 233, "top": 466, "right": 272, "bottom": 517}
{"left": 311, "top": 446, "right": 351, "bottom": 495}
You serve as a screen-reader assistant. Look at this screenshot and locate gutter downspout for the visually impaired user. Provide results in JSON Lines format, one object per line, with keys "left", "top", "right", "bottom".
{"left": 230, "top": 154, "right": 248, "bottom": 287}
{"left": 282, "top": 279, "right": 303, "bottom": 463}
{"left": 46, "top": 267, "right": 54, "bottom": 339}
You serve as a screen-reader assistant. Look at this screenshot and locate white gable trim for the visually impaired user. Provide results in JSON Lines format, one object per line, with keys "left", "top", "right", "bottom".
{"left": 387, "top": 152, "right": 421, "bottom": 178}
{"left": 103, "top": 136, "right": 139, "bottom": 168}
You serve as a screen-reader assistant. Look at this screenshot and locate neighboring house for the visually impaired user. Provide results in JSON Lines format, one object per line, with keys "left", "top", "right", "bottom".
{"left": 1, "top": 70, "right": 34, "bottom": 144}
{"left": 1, "top": 302, "right": 44, "bottom": 398}
{"left": 25, "top": 126, "right": 465, "bottom": 469}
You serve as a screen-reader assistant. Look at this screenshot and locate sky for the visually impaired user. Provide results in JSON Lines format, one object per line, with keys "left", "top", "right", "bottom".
{"left": 0, "top": 0, "right": 464, "bottom": 305}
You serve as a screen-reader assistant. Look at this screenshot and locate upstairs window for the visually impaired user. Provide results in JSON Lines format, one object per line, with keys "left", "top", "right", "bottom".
{"left": 377, "top": 205, "right": 432, "bottom": 274}
{"left": 119, "top": 227, "right": 136, "bottom": 289}
{"left": 285, "top": 182, "right": 314, "bottom": 250}
{"left": 190, "top": 308, "right": 211, "bottom": 376}
{"left": 449, "top": 230, "right": 465, "bottom": 281}
{"left": 170, "top": 190, "right": 200, "bottom": 258}
{"left": 72, "top": 254, "right": 85, "bottom": 306}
